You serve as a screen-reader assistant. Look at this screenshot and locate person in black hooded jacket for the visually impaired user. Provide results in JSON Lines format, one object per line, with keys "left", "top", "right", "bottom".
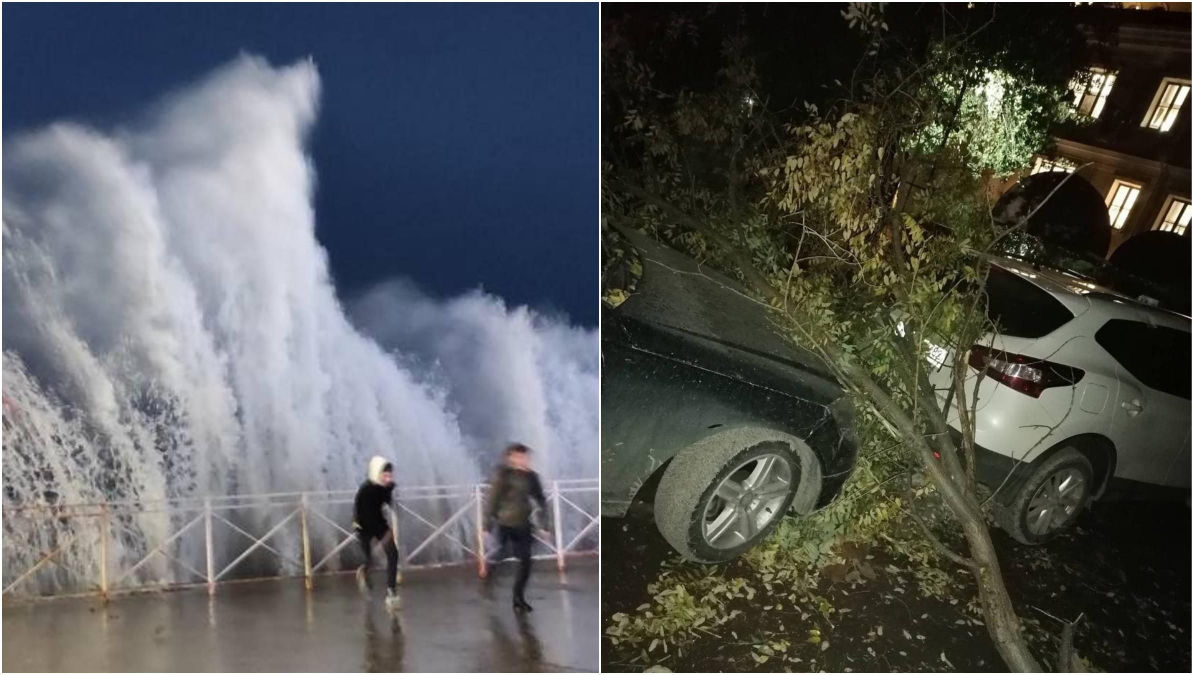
{"left": 354, "top": 455, "right": 400, "bottom": 608}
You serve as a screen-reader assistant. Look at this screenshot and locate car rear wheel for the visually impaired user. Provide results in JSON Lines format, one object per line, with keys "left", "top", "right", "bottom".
{"left": 653, "top": 427, "right": 820, "bottom": 563}
{"left": 997, "top": 447, "right": 1093, "bottom": 545}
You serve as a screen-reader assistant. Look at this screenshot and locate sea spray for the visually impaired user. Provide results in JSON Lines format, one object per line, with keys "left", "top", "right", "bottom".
{"left": 351, "top": 280, "right": 599, "bottom": 481}
{"left": 2, "top": 55, "right": 596, "bottom": 593}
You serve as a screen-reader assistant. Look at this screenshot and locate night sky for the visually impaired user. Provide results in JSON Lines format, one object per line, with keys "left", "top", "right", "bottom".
{"left": 3, "top": 3, "right": 598, "bottom": 325}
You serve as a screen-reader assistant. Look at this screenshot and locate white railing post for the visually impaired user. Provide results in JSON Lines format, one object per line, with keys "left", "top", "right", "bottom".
{"left": 3, "top": 481, "right": 596, "bottom": 600}
{"left": 204, "top": 497, "right": 215, "bottom": 596}
{"left": 300, "top": 494, "right": 312, "bottom": 591}
{"left": 390, "top": 500, "right": 402, "bottom": 586}
{"left": 553, "top": 481, "right": 565, "bottom": 571}
{"left": 474, "top": 483, "right": 486, "bottom": 578}
{"left": 98, "top": 506, "right": 109, "bottom": 599}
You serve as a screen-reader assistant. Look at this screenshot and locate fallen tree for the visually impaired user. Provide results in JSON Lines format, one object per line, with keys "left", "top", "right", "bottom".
{"left": 604, "top": 3, "right": 1095, "bottom": 670}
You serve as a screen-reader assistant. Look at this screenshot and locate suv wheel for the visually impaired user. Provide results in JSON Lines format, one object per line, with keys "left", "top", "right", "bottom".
{"left": 653, "top": 427, "right": 819, "bottom": 563}
{"left": 997, "top": 447, "right": 1093, "bottom": 545}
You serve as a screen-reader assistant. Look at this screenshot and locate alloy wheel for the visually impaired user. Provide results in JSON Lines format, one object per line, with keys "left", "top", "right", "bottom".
{"left": 702, "top": 453, "right": 793, "bottom": 549}
{"left": 1024, "top": 467, "right": 1087, "bottom": 537}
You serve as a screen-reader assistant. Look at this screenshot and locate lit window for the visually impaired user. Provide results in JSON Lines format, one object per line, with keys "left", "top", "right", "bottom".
{"left": 1155, "top": 197, "right": 1191, "bottom": 235}
{"left": 1105, "top": 180, "right": 1142, "bottom": 229}
{"left": 1072, "top": 67, "right": 1118, "bottom": 119}
{"left": 1142, "top": 78, "right": 1190, "bottom": 132}
{"left": 1030, "top": 156, "right": 1077, "bottom": 175}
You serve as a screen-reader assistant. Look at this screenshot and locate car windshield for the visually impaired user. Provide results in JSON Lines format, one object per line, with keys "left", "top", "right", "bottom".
{"left": 983, "top": 267, "right": 1075, "bottom": 338}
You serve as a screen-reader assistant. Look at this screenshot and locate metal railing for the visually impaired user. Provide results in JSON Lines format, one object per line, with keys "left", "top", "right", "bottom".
{"left": 2, "top": 479, "right": 598, "bottom": 600}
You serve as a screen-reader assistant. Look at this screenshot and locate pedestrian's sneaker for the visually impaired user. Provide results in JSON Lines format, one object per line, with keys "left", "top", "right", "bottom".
{"left": 356, "top": 565, "right": 370, "bottom": 595}
{"left": 385, "top": 588, "right": 401, "bottom": 611}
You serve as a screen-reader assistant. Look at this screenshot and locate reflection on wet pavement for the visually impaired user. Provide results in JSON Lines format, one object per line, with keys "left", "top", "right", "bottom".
{"left": 363, "top": 604, "right": 405, "bottom": 672}
{"left": 3, "top": 561, "right": 597, "bottom": 672}
{"left": 486, "top": 611, "right": 546, "bottom": 671}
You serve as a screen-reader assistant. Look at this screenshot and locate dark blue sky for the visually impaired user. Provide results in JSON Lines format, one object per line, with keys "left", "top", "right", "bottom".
{"left": 3, "top": 3, "right": 597, "bottom": 325}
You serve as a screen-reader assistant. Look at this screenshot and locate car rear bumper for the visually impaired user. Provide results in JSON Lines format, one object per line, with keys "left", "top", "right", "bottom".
{"left": 947, "top": 428, "right": 1035, "bottom": 506}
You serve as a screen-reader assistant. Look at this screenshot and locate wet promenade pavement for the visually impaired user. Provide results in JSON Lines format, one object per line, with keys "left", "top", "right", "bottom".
{"left": 3, "top": 560, "right": 598, "bottom": 672}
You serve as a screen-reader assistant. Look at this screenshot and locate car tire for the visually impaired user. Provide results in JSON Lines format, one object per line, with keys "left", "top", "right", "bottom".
{"left": 996, "top": 447, "right": 1093, "bottom": 545}
{"left": 653, "top": 426, "right": 820, "bottom": 563}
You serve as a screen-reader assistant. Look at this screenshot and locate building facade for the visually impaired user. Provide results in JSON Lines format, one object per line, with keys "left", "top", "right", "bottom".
{"left": 1028, "top": 5, "right": 1191, "bottom": 256}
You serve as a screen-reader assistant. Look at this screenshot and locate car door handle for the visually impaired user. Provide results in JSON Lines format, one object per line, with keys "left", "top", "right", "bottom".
{"left": 1121, "top": 399, "right": 1143, "bottom": 416}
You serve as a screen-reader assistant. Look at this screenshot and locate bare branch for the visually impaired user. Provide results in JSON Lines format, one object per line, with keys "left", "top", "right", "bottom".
{"left": 1058, "top": 612, "right": 1086, "bottom": 673}
{"left": 877, "top": 461, "right": 978, "bottom": 569}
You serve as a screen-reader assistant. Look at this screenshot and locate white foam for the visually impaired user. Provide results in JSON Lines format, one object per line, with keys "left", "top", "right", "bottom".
{"left": 2, "top": 56, "right": 596, "bottom": 586}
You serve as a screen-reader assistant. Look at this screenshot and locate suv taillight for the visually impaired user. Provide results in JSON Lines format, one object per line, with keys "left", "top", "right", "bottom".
{"left": 967, "top": 346, "right": 1084, "bottom": 398}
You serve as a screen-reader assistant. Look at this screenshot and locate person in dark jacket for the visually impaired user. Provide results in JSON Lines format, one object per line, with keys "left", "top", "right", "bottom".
{"left": 483, "top": 443, "right": 548, "bottom": 612}
{"left": 354, "top": 455, "right": 400, "bottom": 609}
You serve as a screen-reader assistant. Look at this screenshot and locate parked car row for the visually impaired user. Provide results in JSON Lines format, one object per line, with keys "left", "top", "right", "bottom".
{"left": 603, "top": 228, "right": 1190, "bottom": 561}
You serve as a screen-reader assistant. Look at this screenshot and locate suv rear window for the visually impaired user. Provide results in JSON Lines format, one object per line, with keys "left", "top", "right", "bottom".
{"left": 984, "top": 267, "right": 1074, "bottom": 338}
{"left": 1094, "top": 319, "right": 1191, "bottom": 399}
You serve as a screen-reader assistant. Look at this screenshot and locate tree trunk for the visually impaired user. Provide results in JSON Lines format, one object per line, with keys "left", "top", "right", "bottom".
{"left": 960, "top": 516, "right": 1044, "bottom": 672}
{"left": 833, "top": 353, "right": 1044, "bottom": 672}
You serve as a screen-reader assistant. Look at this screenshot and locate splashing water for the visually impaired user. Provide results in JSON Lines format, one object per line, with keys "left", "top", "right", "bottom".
{"left": 351, "top": 280, "right": 599, "bottom": 481}
{"left": 2, "top": 55, "right": 597, "bottom": 591}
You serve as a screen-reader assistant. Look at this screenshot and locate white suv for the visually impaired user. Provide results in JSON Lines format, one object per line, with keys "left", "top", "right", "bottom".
{"left": 930, "top": 258, "right": 1190, "bottom": 544}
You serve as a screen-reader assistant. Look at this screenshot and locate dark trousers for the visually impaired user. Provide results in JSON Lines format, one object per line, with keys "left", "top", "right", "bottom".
{"left": 488, "top": 524, "right": 533, "bottom": 601}
{"left": 359, "top": 529, "right": 399, "bottom": 591}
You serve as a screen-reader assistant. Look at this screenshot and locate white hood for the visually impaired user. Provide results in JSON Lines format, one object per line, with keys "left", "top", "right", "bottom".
{"left": 367, "top": 455, "right": 391, "bottom": 485}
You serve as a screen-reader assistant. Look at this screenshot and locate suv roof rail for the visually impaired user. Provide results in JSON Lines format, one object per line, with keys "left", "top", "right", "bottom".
{"left": 1083, "top": 290, "right": 1191, "bottom": 320}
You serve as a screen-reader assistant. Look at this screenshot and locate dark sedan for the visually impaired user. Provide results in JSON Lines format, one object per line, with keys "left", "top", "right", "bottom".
{"left": 601, "top": 228, "right": 859, "bottom": 562}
